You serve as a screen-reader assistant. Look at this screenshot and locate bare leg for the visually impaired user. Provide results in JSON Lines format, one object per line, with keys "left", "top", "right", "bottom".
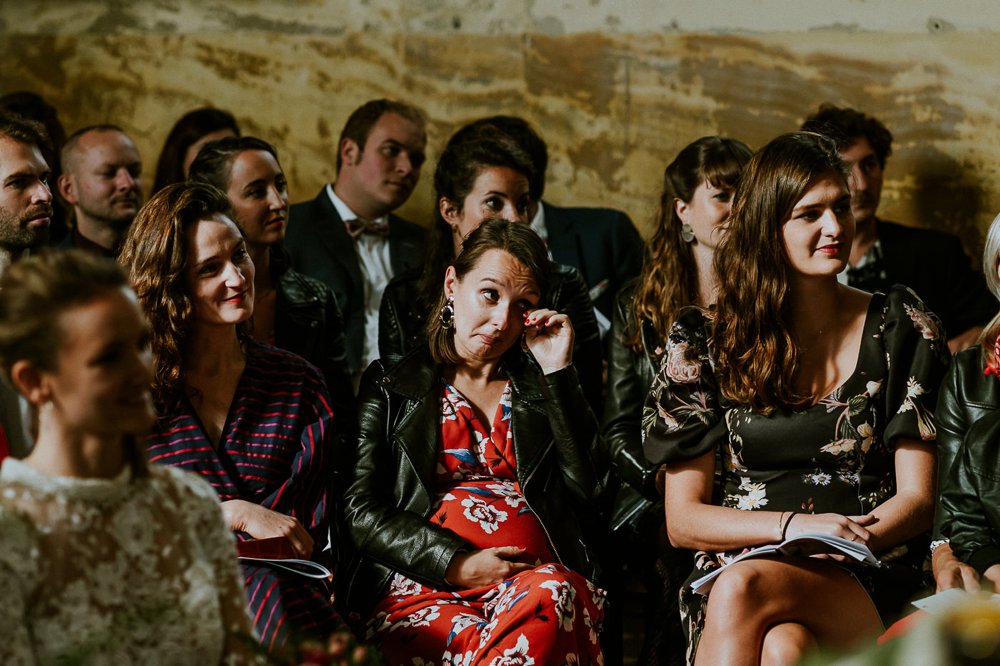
{"left": 693, "top": 557, "right": 882, "bottom": 666}
{"left": 761, "top": 622, "right": 817, "bottom": 666}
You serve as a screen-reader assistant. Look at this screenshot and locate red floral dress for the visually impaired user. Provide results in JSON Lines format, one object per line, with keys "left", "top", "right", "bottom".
{"left": 368, "top": 381, "right": 606, "bottom": 665}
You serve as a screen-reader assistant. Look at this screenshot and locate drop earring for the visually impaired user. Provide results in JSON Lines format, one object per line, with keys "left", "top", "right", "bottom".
{"left": 681, "top": 223, "right": 695, "bottom": 243}
{"left": 439, "top": 297, "right": 455, "bottom": 330}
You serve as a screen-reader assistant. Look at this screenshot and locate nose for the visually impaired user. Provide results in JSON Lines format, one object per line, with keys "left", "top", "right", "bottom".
{"left": 819, "top": 208, "right": 843, "bottom": 236}
{"left": 395, "top": 152, "right": 413, "bottom": 176}
{"left": 849, "top": 162, "right": 870, "bottom": 194}
{"left": 491, "top": 305, "right": 512, "bottom": 332}
{"left": 32, "top": 180, "right": 52, "bottom": 204}
{"left": 114, "top": 168, "right": 138, "bottom": 192}
{"left": 223, "top": 260, "right": 248, "bottom": 288}
{"left": 267, "top": 185, "right": 288, "bottom": 211}
{"left": 501, "top": 203, "right": 526, "bottom": 224}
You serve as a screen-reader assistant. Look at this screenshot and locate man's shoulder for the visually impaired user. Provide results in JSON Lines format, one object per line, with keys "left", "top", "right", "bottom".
{"left": 545, "top": 201, "right": 633, "bottom": 228}
{"left": 289, "top": 187, "right": 337, "bottom": 223}
{"left": 387, "top": 212, "right": 427, "bottom": 238}
{"left": 877, "top": 219, "right": 961, "bottom": 247}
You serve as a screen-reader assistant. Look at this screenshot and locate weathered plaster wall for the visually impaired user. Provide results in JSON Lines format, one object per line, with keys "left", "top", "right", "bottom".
{"left": 3, "top": 1, "right": 1000, "bottom": 255}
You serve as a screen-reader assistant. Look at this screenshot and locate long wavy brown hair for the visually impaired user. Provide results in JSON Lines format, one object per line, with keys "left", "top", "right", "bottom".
{"left": 118, "top": 182, "right": 247, "bottom": 416}
{"left": 625, "top": 137, "right": 752, "bottom": 352}
{"left": 712, "top": 132, "right": 847, "bottom": 414}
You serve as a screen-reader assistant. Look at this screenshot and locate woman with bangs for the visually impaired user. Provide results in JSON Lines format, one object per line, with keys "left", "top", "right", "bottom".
{"left": 643, "top": 132, "right": 948, "bottom": 665}
{"left": 603, "top": 136, "right": 752, "bottom": 664}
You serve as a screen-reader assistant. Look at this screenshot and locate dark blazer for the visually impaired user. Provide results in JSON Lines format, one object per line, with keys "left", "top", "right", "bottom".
{"left": 935, "top": 345, "right": 999, "bottom": 540}
{"left": 337, "top": 348, "right": 603, "bottom": 615}
{"left": 286, "top": 187, "right": 427, "bottom": 374}
{"left": 273, "top": 254, "right": 355, "bottom": 428}
{"left": 853, "top": 220, "right": 998, "bottom": 338}
{"left": 542, "top": 202, "right": 644, "bottom": 319}
{"left": 378, "top": 262, "right": 605, "bottom": 414}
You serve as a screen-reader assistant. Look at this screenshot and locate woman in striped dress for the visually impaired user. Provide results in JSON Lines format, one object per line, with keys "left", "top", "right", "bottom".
{"left": 119, "top": 182, "right": 340, "bottom": 652}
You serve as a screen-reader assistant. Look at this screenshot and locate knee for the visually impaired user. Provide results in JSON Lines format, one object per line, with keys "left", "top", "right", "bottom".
{"left": 705, "top": 563, "right": 769, "bottom": 617}
{"left": 761, "top": 623, "right": 816, "bottom": 666}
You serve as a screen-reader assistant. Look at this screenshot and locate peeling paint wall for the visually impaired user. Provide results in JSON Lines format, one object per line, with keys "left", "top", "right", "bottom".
{"left": 4, "top": 1, "right": 1000, "bottom": 255}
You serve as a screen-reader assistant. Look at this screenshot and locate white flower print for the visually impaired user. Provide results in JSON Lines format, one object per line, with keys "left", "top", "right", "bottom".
{"left": 443, "top": 649, "right": 475, "bottom": 666}
{"left": 665, "top": 340, "right": 701, "bottom": 383}
{"left": 865, "top": 380, "right": 883, "bottom": 398}
{"left": 488, "top": 633, "right": 535, "bottom": 666}
{"left": 540, "top": 578, "right": 578, "bottom": 631}
{"left": 905, "top": 303, "right": 942, "bottom": 341}
{"left": 388, "top": 573, "right": 423, "bottom": 598}
{"left": 802, "top": 471, "right": 832, "bottom": 486}
{"left": 820, "top": 438, "right": 856, "bottom": 456}
{"left": 485, "top": 482, "right": 526, "bottom": 509}
{"left": 898, "top": 377, "right": 935, "bottom": 439}
{"left": 396, "top": 605, "right": 440, "bottom": 630}
{"left": 857, "top": 423, "right": 875, "bottom": 454}
{"left": 733, "top": 476, "right": 768, "bottom": 510}
{"left": 461, "top": 496, "right": 508, "bottom": 534}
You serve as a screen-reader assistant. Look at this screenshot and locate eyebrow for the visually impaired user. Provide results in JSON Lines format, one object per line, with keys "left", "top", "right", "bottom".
{"left": 192, "top": 239, "right": 244, "bottom": 268}
{"left": 3, "top": 169, "right": 48, "bottom": 185}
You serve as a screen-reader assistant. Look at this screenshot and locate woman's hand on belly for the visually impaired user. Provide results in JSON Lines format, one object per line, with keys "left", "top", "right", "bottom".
{"left": 221, "top": 499, "right": 314, "bottom": 558}
{"left": 445, "top": 546, "right": 533, "bottom": 589}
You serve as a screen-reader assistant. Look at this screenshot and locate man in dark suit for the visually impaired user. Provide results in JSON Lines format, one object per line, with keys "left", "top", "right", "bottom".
{"left": 457, "top": 116, "right": 643, "bottom": 326}
{"left": 286, "top": 99, "right": 428, "bottom": 376}
{"left": 803, "top": 104, "right": 997, "bottom": 353}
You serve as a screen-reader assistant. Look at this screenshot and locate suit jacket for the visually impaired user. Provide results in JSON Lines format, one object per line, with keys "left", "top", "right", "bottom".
{"left": 542, "top": 202, "right": 644, "bottom": 318}
{"left": 286, "top": 187, "right": 426, "bottom": 374}
{"left": 851, "top": 219, "right": 998, "bottom": 338}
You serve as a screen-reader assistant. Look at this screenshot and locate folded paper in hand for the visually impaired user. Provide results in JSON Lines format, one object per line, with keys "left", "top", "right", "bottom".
{"left": 237, "top": 536, "right": 332, "bottom": 580}
{"left": 690, "top": 533, "right": 880, "bottom": 594}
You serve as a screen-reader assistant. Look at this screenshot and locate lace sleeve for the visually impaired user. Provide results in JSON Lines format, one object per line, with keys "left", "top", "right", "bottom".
{"left": 169, "top": 469, "right": 261, "bottom": 665}
{"left": 0, "top": 506, "right": 38, "bottom": 665}
{"left": 642, "top": 306, "right": 724, "bottom": 465}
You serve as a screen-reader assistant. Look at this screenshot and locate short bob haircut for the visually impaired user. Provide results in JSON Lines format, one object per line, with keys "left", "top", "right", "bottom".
{"left": 0, "top": 249, "right": 148, "bottom": 476}
{"left": 118, "top": 182, "right": 244, "bottom": 415}
{"left": 426, "top": 218, "right": 550, "bottom": 365}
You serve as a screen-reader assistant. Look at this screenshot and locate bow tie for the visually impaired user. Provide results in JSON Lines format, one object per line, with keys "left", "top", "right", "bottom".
{"left": 346, "top": 218, "right": 390, "bottom": 240}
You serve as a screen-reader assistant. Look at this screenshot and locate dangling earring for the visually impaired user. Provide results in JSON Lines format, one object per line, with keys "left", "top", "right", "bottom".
{"left": 681, "top": 222, "right": 695, "bottom": 243}
{"left": 439, "top": 296, "right": 455, "bottom": 330}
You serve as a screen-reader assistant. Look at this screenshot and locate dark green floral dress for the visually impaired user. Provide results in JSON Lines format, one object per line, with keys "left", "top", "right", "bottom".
{"left": 642, "top": 286, "right": 950, "bottom": 664}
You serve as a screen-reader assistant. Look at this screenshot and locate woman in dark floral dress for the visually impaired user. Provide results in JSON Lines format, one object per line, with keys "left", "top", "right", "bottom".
{"left": 643, "top": 132, "right": 949, "bottom": 666}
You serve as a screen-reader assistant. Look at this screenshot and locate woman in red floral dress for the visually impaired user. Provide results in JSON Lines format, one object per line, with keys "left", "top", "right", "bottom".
{"left": 342, "top": 219, "right": 606, "bottom": 665}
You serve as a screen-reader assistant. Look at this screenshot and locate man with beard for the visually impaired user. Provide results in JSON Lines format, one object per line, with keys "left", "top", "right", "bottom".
{"left": 57, "top": 124, "right": 143, "bottom": 257}
{"left": 803, "top": 104, "right": 996, "bottom": 353}
{"left": 0, "top": 112, "right": 54, "bottom": 458}
{"left": 286, "top": 99, "right": 427, "bottom": 377}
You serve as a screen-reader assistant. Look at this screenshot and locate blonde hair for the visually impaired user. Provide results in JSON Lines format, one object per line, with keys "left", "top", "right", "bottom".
{"left": 978, "top": 211, "right": 1000, "bottom": 367}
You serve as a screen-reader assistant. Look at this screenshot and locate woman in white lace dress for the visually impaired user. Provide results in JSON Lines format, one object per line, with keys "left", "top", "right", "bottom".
{"left": 0, "top": 250, "right": 259, "bottom": 665}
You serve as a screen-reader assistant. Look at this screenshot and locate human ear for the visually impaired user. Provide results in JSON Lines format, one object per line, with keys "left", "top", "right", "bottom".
{"left": 57, "top": 173, "right": 77, "bottom": 205}
{"left": 10, "top": 360, "right": 50, "bottom": 406}
{"left": 340, "top": 138, "right": 361, "bottom": 168}
{"left": 674, "top": 197, "right": 690, "bottom": 224}
{"left": 443, "top": 265, "right": 458, "bottom": 299}
{"left": 439, "top": 198, "right": 463, "bottom": 230}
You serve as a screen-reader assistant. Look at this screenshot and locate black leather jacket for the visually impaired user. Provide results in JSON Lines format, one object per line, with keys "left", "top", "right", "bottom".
{"left": 378, "top": 263, "right": 605, "bottom": 415}
{"left": 601, "top": 281, "right": 664, "bottom": 529}
{"left": 274, "top": 256, "right": 355, "bottom": 426}
{"left": 934, "top": 345, "right": 1000, "bottom": 561}
{"left": 338, "top": 348, "right": 603, "bottom": 615}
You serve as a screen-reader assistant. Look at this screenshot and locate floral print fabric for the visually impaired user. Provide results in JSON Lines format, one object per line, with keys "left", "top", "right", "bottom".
{"left": 643, "top": 286, "right": 950, "bottom": 664}
{"left": 369, "top": 381, "right": 605, "bottom": 665}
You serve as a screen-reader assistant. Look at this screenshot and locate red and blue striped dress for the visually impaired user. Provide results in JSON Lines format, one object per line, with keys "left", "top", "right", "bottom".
{"left": 145, "top": 340, "right": 340, "bottom": 650}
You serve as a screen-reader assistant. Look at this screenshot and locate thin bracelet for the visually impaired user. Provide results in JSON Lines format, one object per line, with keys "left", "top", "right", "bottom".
{"left": 777, "top": 511, "right": 787, "bottom": 541}
{"left": 781, "top": 511, "right": 799, "bottom": 541}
